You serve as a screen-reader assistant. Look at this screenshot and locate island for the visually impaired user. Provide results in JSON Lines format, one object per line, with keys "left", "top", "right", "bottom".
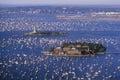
{"left": 24, "top": 26, "right": 66, "bottom": 36}
{"left": 43, "top": 42, "right": 106, "bottom": 56}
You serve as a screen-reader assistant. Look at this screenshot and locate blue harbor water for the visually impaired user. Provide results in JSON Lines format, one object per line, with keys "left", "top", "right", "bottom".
{"left": 0, "top": 6, "right": 120, "bottom": 80}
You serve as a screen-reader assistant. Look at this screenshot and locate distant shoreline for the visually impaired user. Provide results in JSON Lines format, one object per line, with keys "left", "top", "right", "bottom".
{"left": 0, "top": 4, "right": 120, "bottom": 8}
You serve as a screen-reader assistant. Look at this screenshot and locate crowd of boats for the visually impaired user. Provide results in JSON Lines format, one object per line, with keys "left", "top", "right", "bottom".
{"left": 1, "top": 51, "right": 120, "bottom": 80}
{"left": 1, "top": 6, "right": 120, "bottom": 80}
{"left": 0, "top": 12, "right": 120, "bottom": 32}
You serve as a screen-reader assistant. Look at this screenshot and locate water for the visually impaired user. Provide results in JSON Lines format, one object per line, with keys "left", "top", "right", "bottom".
{"left": 0, "top": 6, "right": 120, "bottom": 80}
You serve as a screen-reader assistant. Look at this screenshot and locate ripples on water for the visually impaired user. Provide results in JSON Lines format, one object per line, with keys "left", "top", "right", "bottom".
{"left": 0, "top": 6, "right": 120, "bottom": 80}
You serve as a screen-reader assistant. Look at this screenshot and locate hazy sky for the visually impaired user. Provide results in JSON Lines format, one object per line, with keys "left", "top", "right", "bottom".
{"left": 0, "top": 0, "right": 120, "bottom": 5}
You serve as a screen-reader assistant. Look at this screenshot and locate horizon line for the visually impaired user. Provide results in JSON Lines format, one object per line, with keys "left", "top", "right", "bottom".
{"left": 0, "top": 4, "right": 120, "bottom": 8}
